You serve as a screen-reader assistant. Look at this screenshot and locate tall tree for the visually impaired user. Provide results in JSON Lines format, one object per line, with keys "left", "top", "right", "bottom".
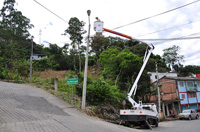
{"left": 0, "top": 0, "right": 33, "bottom": 37}
{"left": 42, "top": 43, "right": 71, "bottom": 70}
{"left": 0, "top": 0, "right": 34, "bottom": 69}
{"left": 99, "top": 48, "right": 142, "bottom": 89}
{"left": 162, "top": 45, "right": 184, "bottom": 72}
{"left": 63, "top": 17, "right": 86, "bottom": 72}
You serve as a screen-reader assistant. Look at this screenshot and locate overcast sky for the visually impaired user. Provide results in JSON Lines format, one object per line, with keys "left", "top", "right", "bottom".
{"left": 1, "top": 0, "right": 200, "bottom": 66}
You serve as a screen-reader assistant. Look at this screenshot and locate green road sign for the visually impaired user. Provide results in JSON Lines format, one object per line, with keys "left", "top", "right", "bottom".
{"left": 67, "top": 78, "right": 78, "bottom": 85}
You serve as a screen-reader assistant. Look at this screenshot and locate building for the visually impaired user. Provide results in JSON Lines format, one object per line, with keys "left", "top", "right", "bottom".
{"left": 148, "top": 72, "right": 177, "bottom": 83}
{"left": 32, "top": 54, "right": 48, "bottom": 61}
{"left": 177, "top": 77, "right": 200, "bottom": 110}
{"left": 149, "top": 76, "right": 200, "bottom": 119}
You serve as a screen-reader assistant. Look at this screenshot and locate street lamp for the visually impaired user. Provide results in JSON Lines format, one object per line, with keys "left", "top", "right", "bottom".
{"left": 82, "top": 10, "right": 91, "bottom": 110}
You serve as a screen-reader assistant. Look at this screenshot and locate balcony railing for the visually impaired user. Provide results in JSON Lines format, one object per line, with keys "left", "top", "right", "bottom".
{"left": 187, "top": 87, "right": 197, "bottom": 92}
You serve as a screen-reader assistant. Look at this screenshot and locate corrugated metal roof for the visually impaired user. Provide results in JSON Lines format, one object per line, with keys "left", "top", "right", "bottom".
{"left": 160, "top": 76, "right": 200, "bottom": 81}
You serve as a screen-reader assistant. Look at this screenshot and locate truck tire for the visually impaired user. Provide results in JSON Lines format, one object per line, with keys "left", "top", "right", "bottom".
{"left": 196, "top": 115, "right": 199, "bottom": 119}
{"left": 124, "top": 121, "right": 130, "bottom": 127}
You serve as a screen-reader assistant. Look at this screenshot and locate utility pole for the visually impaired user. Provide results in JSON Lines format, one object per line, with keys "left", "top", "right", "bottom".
{"left": 82, "top": 10, "right": 91, "bottom": 110}
{"left": 156, "top": 62, "right": 161, "bottom": 118}
{"left": 29, "top": 37, "right": 33, "bottom": 83}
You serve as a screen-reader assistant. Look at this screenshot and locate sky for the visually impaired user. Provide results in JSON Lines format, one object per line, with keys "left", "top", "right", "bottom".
{"left": 0, "top": 0, "right": 200, "bottom": 66}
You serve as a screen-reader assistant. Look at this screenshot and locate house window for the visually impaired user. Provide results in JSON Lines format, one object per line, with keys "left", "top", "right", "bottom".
{"left": 197, "top": 82, "right": 200, "bottom": 87}
{"left": 188, "top": 92, "right": 196, "bottom": 98}
{"left": 181, "top": 94, "right": 185, "bottom": 99}
{"left": 187, "top": 81, "right": 193, "bottom": 87}
{"left": 179, "top": 82, "right": 184, "bottom": 87}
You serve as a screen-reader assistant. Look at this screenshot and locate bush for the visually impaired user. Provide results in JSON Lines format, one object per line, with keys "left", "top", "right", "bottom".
{"left": 1, "top": 69, "right": 12, "bottom": 80}
{"left": 0, "top": 69, "right": 5, "bottom": 79}
{"left": 86, "top": 77, "right": 124, "bottom": 106}
{"left": 33, "top": 58, "right": 51, "bottom": 71}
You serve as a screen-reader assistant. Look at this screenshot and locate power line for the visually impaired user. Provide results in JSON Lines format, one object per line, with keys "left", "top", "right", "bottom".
{"left": 33, "top": 0, "right": 68, "bottom": 24}
{"left": 136, "top": 19, "right": 200, "bottom": 37}
{"left": 112, "top": 0, "right": 200, "bottom": 30}
{"left": 137, "top": 36, "right": 200, "bottom": 41}
{"left": 152, "top": 32, "right": 200, "bottom": 45}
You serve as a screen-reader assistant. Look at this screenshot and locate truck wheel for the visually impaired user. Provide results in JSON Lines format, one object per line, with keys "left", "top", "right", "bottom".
{"left": 188, "top": 116, "right": 191, "bottom": 120}
{"left": 124, "top": 121, "right": 130, "bottom": 127}
{"left": 196, "top": 115, "right": 199, "bottom": 119}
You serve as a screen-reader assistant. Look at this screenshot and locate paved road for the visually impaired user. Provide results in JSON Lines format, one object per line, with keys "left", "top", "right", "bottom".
{"left": 0, "top": 81, "right": 139, "bottom": 132}
{"left": 136, "top": 115, "right": 200, "bottom": 132}
{"left": 152, "top": 118, "right": 200, "bottom": 132}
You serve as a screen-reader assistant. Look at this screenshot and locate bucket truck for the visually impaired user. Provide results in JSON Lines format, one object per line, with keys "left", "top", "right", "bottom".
{"left": 94, "top": 18, "right": 159, "bottom": 128}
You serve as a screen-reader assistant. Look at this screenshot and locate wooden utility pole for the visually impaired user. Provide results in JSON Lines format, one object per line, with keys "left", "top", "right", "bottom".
{"left": 29, "top": 38, "right": 33, "bottom": 83}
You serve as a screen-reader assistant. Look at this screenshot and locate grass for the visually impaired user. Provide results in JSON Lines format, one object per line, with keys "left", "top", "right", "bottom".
{"left": 30, "top": 70, "right": 82, "bottom": 109}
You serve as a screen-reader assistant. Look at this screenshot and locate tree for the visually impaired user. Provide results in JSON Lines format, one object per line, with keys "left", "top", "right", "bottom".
{"left": 63, "top": 17, "right": 86, "bottom": 72}
{"left": 43, "top": 43, "right": 71, "bottom": 70}
{"left": 99, "top": 48, "right": 142, "bottom": 89}
{"left": 0, "top": 0, "right": 33, "bottom": 37}
{"left": 99, "top": 48, "right": 119, "bottom": 79}
{"left": 180, "top": 65, "right": 200, "bottom": 77}
{"left": 33, "top": 58, "right": 51, "bottom": 71}
{"left": 162, "top": 45, "right": 184, "bottom": 71}
{"left": 0, "top": 0, "right": 33, "bottom": 70}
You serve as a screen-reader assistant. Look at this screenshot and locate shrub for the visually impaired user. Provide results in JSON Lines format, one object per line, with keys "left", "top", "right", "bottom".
{"left": 86, "top": 77, "right": 124, "bottom": 106}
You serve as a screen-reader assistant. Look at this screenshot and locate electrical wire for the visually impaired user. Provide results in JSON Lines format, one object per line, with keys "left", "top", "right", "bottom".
{"left": 151, "top": 32, "right": 200, "bottom": 45}
{"left": 136, "top": 19, "right": 200, "bottom": 38}
{"left": 33, "top": 0, "right": 68, "bottom": 24}
{"left": 136, "top": 36, "right": 200, "bottom": 41}
{"left": 112, "top": 0, "right": 200, "bottom": 30}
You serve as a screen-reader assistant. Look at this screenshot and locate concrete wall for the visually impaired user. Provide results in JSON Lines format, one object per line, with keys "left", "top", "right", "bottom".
{"left": 197, "top": 92, "right": 200, "bottom": 103}
{"left": 188, "top": 97, "right": 197, "bottom": 104}
{"left": 179, "top": 93, "right": 188, "bottom": 104}
{"left": 178, "top": 81, "right": 186, "bottom": 92}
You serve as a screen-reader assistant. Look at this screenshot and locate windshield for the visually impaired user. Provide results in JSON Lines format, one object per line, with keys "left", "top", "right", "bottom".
{"left": 183, "top": 110, "right": 190, "bottom": 113}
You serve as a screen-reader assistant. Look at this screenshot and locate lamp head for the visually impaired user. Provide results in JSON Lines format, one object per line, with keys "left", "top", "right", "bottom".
{"left": 87, "top": 10, "right": 91, "bottom": 16}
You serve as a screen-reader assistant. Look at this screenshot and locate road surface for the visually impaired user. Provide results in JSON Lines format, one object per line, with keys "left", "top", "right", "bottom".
{"left": 0, "top": 81, "right": 139, "bottom": 132}
{"left": 1, "top": 81, "right": 199, "bottom": 132}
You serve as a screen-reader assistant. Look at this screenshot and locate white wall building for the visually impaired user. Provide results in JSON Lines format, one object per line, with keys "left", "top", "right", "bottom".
{"left": 148, "top": 72, "right": 178, "bottom": 83}
{"left": 32, "top": 54, "right": 48, "bottom": 61}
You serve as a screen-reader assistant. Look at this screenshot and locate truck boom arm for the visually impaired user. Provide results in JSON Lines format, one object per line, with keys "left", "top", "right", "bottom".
{"left": 127, "top": 45, "right": 153, "bottom": 107}
{"left": 94, "top": 19, "right": 154, "bottom": 107}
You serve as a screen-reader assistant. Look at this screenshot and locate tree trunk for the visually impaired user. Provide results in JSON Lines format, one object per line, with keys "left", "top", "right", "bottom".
{"left": 78, "top": 44, "right": 81, "bottom": 72}
{"left": 74, "top": 56, "right": 76, "bottom": 71}
{"left": 115, "top": 67, "right": 123, "bottom": 86}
